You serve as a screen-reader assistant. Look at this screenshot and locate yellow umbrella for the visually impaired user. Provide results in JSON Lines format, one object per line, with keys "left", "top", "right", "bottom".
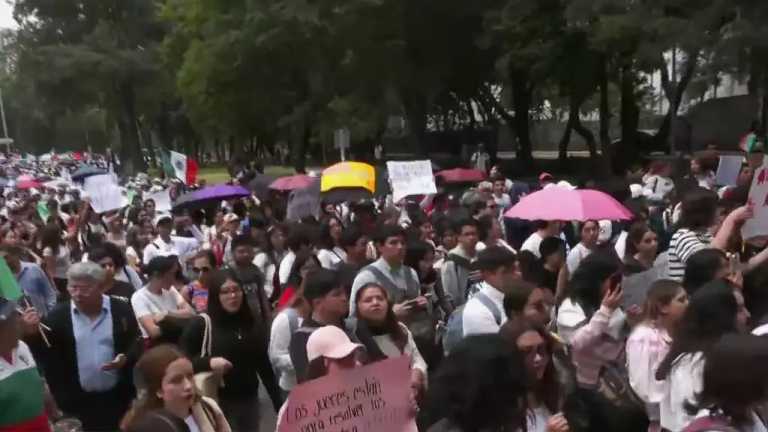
{"left": 320, "top": 161, "right": 376, "bottom": 193}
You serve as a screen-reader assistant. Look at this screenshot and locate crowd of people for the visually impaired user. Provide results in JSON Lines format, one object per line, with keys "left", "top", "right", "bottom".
{"left": 2, "top": 151, "right": 768, "bottom": 432}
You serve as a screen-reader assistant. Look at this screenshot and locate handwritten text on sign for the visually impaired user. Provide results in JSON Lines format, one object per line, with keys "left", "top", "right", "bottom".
{"left": 277, "top": 356, "right": 416, "bottom": 432}
{"left": 387, "top": 160, "right": 437, "bottom": 202}
{"left": 742, "top": 156, "right": 768, "bottom": 240}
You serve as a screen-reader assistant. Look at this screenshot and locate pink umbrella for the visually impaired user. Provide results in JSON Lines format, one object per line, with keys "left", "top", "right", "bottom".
{"left": 435, "top": 168, "right": 486, "bottom": 184}
{"left": 504, "top": 187, "right": 633, "bottom": 221}
{"left": 16, "top": 180, "right": 42, "bottom": 190}
{"left": 269, "top": 174, "right": 315, "bottom": 191}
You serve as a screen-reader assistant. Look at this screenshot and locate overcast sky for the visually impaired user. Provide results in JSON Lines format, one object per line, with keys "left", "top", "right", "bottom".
{"left": 0, "top": 1, "right": 16, "bottom": 30}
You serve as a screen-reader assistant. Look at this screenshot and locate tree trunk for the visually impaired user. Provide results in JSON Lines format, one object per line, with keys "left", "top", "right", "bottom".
{"left": 655, "top": 50, "right": 698, "bottom": 151}
{"left": 599, "top": 56, "right": 611, "bottom": 152}
{"left": 290, "top": 115, "right": 309, "bottom": 173}
{"left": 116, "top": 81, "right": 144, "bottom": 175}
{"left": 404, "top": 95, "right": 429, "bottom": 157}
{"left": 620, "top": 62, "right": 640, "bottom": 163}
{"left": 558, "top": 114, "right": 574, "bottom": 167}
{"left": 511, "top": 69, "right": 533, "bottom": 163}
{"left": 573, "top": 114, "right": 597, "bottom": 159}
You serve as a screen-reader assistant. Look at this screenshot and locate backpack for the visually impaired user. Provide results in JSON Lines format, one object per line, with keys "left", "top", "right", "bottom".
{"left": 442, "top": 291, "right": 502, "bottom": 355}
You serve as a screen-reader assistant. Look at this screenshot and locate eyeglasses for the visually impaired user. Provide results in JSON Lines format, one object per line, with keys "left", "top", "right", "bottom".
{"left": 192, "top": 267, "right": 212, "bottom": 273}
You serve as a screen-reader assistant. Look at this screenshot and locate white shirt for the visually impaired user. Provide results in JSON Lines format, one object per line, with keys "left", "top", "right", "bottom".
{"left": 521, "top": 232, "right": 544, "bottom": 258}
{"left": 526, "top": 406, "right": 553, "bottom": 432}
{"left": 614, "top": 230, "right": 628, "bottom": 260}
{"left": 660, "top": 352, "right": 705, "bottom": 432}
{"left": 317, "top": 247, "right": 346, "bottom": 270}
{"left": 130, "top": 286, "right": 187, "bottom": 338}
{"left": 278, "top": 250, "right": 296, "bottom": 286}
{"left": 476, "top": 239, "right": 516, "bottom": 254}
{"left": 373, "top": 324, "right": 428, "bottom": 377}
{"left": 184, "top": 415, "right": 201, "bottom": 432}
{"left": 269, "top": 309, "right": 303, "bottom": 391}
{"left": 566, "top": 243, "right": 592, "bottom": 275}
{"left": 142, "top": 235, "right": 200, "bottom": 265}
{"left": 462, "top": 283, "right": 507, "bottom": 337}
{"left": 254, "top": 251, "right": 283, "bottom": 299}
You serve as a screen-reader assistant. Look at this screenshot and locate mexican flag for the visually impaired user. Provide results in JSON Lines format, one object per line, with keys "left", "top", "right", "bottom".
{"left": 166, "top": 150, "right": 199, "bottom": 185}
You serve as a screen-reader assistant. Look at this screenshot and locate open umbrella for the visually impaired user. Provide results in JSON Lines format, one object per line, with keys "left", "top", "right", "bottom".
{"left": 248, "top": 174, "right": 275, "bottom": 200}
{"left": 173, "top": 184, "right": 251, "bottom": 210}
{"left": 504, "top": 187, "right": 633, "bottom": 221}
{"left": 269, "top": 174, "right": 315, "bottom": 192}
{"left": 16, "top": 180, "right": 42, "bottom": 190}
{"left": 435, "top": 168, "right": 486, "bottom": 184}
{"left": 320, "top": 162, "right": 376, "bottom": 203}
{"left": 71, "top": 165, "right": 107, "bottom": 181}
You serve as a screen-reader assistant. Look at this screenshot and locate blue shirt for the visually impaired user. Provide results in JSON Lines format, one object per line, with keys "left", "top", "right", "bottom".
{"left": 71, "top": 296, "right": 117, "bottom": 392}
{"left": 17, "top": 262, "right": 58, "bottom": 315}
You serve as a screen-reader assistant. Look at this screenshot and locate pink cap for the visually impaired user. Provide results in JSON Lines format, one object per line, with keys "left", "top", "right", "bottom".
{"left": 306, "top": 326, "right": 362, "bottom": 362}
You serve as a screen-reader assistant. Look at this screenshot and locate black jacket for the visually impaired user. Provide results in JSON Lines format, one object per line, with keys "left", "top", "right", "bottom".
{"left": 180, "top": 314, "right": 282, "bottom": 410}
{"left": 27, "top": 296, "right": 140, "bottom": 431}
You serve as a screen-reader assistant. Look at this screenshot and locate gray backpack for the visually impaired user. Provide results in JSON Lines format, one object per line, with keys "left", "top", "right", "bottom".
{"left": 442, "top": 291, "right": 502, "bottom": 355}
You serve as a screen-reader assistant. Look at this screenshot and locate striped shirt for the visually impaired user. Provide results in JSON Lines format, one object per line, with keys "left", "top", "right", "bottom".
{"left": 667, "top": 228, "right": 712, "bottom": 282}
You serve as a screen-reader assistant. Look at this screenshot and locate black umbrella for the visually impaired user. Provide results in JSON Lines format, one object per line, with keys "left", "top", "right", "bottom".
{"left": 248, "top": 174, "right": 275, "bottom": 200}
{"left": 321, "top": 187, "right": 373, "bottom": 204}
{"left": 71, "top": 164, "right": 107, "bottom": 181}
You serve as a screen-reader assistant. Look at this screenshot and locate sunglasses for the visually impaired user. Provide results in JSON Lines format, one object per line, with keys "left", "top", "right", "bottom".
{"left": 192, "top": 267, "right": 212, "bottom": 273}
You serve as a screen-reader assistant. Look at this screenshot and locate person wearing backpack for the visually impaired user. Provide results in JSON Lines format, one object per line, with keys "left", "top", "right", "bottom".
{"left": 462, "top": 246, "right": 518, "bottom": 337}
{"left": 440, "top": 218, "right": 481, "bottom": 308}
{"left": 288, "top": 268, "right": 352, "bottom": 384}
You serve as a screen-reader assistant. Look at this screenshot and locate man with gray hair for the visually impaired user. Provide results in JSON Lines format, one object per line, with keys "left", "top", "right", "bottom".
{"left": 24, "top": 261, "right": 139, "bottom": 431}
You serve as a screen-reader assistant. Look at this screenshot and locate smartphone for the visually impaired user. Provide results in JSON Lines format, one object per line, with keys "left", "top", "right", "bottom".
{"left": 608, "top": 272, "right": 622, "bottom": 292}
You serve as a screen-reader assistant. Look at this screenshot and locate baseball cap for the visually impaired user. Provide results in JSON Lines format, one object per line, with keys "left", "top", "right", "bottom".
{"left": 306, "top": 326, "right": 362, "bottom": 362}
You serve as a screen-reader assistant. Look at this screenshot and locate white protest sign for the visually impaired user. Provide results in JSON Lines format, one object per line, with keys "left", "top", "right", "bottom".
{"left": 715, "top": 155, "right": 743, "bottom": 186}
{"left": 83, "top": 174, "right": 127, "bottom": 214}
{"left": 386, "top": 160, "right": 437, "bottom": 202}
{"left": 742, "top": 158, "right": 768, "bottom": 240}
{"left": 147, "top": 189, "right": 172, "bottom": 213}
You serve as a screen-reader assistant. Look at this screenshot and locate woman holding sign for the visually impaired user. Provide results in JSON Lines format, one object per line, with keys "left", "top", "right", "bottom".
{"left": 352, "top": 282, "right": 429, "bottom": 399}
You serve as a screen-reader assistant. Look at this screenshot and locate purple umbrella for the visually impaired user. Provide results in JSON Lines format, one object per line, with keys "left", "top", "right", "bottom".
{"left": 173, "top": 184, "right": 251, "bottom": 210}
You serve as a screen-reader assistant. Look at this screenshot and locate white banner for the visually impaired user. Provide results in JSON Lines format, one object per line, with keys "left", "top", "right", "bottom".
{"left": 715, "top": 155, "right": 743, "bottom": 186}
{"left": 147, "top": 189, "right": 172, "bottom": 213}
{"left": 83, "top": 174, "right": 127, "bottom": 214}
{"left": 386, "top": 160, "right": 437, "bottom": 202}
{"left": 742, "top": 157, "right": 768, "bottom": 240}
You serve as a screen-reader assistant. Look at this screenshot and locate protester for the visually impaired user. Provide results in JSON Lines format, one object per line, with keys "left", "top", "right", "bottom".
{"left": 125, "top": 410, "right": 191, "bottom": 432}
{"left": 426, "top": 334, "right": 529, "bottom": 432}
{"left": 289, "top": 268, "right": 351, "bottom": 383}
{"left": 521, "top": 221, "right": 563, "bottom": 259}
{"left": 0, "top": 245, "right": 57, "bottom": 316}
{"left": 121, "top": 345, "right": 231, "bottom": 432}
{"left": 566, "top": 220, "right": 599, "bottom": 275}
{"left": 499, "top": 318, "right": 569, "bottom": 432}
{"left": 626, "top": 280, "right": 689, "bottom": 432}
{"left": 142, "top": 216, "right": 200, "bottom": 267}
{"left": 623, "top": 221, "right": 659, "bottom": 274}
{"left": 88, "top": 244, "right": 136, "bottom": 300}
{"left": 682, "top": 249, "right": 731, "bottom": 295}
{"left": 683, "top": 334, "right": 768, "bottom": 431}
{"left": 179, "top": 250, "right": 217, "bottom": 313}
{"left": 656, "top": 280, "right": 747, "bottom": 432}
{"left": 502, "top": 279, "right": 553, "bottom": 328}
{"left": 667, "top": 188, "right": 751, "bottom": 281}
{"left": 268, "top": 277, "right": 310, "bottom": 395}
{"left": 39, "top": 223, "right": 72, "bottom": 297}
{"left": 476, "top": 214, "right": 515, "bottom": 253}
{"left": 226, "top": 235, "right": 271, "bottom": 333}
{"left": 316, "top": 217, "right": 346, "bottom": 270}
{"left": 27, "top": 262, "right": 139, "bottom": 432}
{"left": 131, "top": 256, "right": 196, "bottom": 344}
{"left": 0, "top": 297, "right": 52, "bottom": 432}
{"left": 352, "top": 282, "right": 428, "bottom": 398}
{"left": 180, "top": 269, "right": 281, "bottom": 432}
{"left": 277, "top": 224, "right": 312, "bottom": 287}
{"left": 461, "top": 246, "right": 517, "bottom": 336}
{"left": 440, "top": 218, "right": 481, "bottom": 306}
{"left": 276, "top": 251, "right": 320, "bottom": 310}
{"left": 252, "top": 224, "right": 287, "bottom": 300}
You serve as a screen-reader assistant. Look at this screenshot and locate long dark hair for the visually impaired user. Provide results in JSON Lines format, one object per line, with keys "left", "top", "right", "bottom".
{"left": 642, "top": 279, "right": 684, "bottom": 323}
{"left": 678, "top": 187, "right": 718, "bottom": 231}
{"left": 317, "top": 217, "right": 342, "bottom": 250}
{"left": 499, "top": 317, "right": 560, "bottom": 414}
{"left": 624, "top": 221, "right": 650, "bottom": 259}
{"left": 404, "top": 240, "right": 435, "bottom": 283}
{"left": 39, "top": 223, "right": 63, "bottom": 255}
{"left": 206, "top": 269, "right": 254, "bottom": 328}
{"left": 264, "top": 224, "right": 287, "bottom": 267}
{"left": 686, "top": 334, "right": 768, "bottom": 426}
{"left": 286, "top": 251, "right": 321, "bottom": 288}
{"left": 564, "top": 252, "right": 621, "bottom": 319}
{"left": 427, "top": 335, "right": 528, "bottom": 432}
{"left": 656, "top": 280, "right": 738, "bottom": 380}
{"left": 353, "top": 283, "right": 408, "bottom": 361}
{"left": 682, "top": 249, "right": 727, "bottom": 296}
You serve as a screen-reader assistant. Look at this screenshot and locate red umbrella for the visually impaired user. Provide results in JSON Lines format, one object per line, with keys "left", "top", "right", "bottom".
{"left": 269, "top": 174, "right": 315, "bottom": 191}
{"left": 16, "top": 180, "right": 42, "bottom": 190}
{"left": 435, "top": 168, "right": 486, "bottom": 184}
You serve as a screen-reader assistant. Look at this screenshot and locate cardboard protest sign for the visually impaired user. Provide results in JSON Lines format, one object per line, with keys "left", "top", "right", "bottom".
{"left": 742, "top": 157, "right": 768, "bottom": 240}
{"left": 277, "top": 356, "right": 417, "bottom": 432}
{"left": 386, "top": 160, "right": 437, "bottom": 202}
{"left": 148, "top": 189, "right": 172, "bottom": 213}
{"left": 715, "top": 155, "right": 743, "bottom": 186}
{"left": 83, "top": 174, "right": 127, "bottom": 214}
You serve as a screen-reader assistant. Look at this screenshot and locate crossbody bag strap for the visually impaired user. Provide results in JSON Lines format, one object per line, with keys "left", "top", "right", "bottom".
{"left": 199, "top": 313, "right": 212, "bottom": 357}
